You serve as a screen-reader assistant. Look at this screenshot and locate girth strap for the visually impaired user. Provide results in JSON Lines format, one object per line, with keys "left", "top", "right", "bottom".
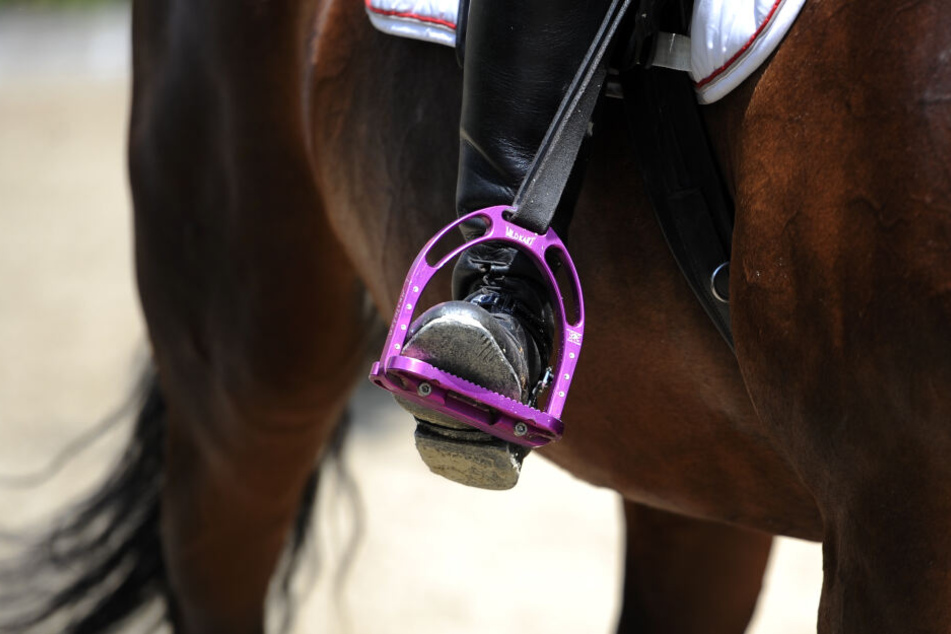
{"left": 622, "top": 66, "right": 735, "bottom": 349}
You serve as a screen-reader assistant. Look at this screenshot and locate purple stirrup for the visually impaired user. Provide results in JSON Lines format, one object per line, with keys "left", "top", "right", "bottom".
{"left": 368, "top": 205, "right": 585, "bottom": 448}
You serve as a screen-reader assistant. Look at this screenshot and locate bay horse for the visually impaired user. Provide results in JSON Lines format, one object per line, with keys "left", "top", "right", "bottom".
{"left": 5, "top": 0, "right": 951, "bottom": 632}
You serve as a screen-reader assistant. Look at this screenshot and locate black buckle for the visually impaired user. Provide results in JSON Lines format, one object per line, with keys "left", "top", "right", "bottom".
{"left": 632, "top": 0, "right": 661, "bottom": 67}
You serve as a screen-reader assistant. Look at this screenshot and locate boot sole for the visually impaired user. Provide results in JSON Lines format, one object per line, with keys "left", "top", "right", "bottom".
{"left": 399, "top": 302, "right": 529, "bottom": 489}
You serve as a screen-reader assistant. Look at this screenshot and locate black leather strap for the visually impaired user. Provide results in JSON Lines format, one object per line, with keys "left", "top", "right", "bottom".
{"left": 621, "top": 66, "right": 735, "bottom": 349}
{"left": 509, "top": 0, "right": 633, "bottom": 235}
{"left": 454, "top": 0, "right": 470, "bottom": 68}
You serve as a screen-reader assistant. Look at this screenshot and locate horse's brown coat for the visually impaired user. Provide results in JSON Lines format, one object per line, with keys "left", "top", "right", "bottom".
{"left": 129, "top": 0, "right": 951, "bottom": 631}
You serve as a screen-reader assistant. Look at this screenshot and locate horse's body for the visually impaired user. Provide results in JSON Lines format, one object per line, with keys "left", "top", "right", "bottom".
{"left": 57, "top": 0, "right": 951, "bottom": 631}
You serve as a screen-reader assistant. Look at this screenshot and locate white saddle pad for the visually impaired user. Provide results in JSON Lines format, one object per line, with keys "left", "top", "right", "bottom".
{"left": 365, "top": 0, "right": 459, "bottom": 48}
{"left": 689, "top": 0, "right": 806, "bottom": 102}
{"left": 365, "top": 0, "right": 806, "bottom": 103}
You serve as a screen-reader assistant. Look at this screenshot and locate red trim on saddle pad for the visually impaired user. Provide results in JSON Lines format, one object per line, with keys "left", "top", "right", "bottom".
{"left": 364, "top": 0, "right": 457, "bottom": 30}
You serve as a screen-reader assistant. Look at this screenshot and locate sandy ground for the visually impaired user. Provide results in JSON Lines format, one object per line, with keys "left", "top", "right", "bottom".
{"left": 0, "top": 5, "right": 823, "bottom": 633}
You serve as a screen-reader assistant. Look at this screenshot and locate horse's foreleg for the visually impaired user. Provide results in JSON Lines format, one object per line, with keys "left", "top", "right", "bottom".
{"left": 729, "top": 0, "right": 951, "bottom": 631}
{"left": 131, "top": 1, "right": 366, "bottom": 632}
{"left": 615, "top": 501, "right": 772, "bottom": 634}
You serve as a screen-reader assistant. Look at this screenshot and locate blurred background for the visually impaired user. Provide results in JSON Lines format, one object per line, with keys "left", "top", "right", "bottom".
{"left": 0, "top": 1, "right": 823, "bottom": 632}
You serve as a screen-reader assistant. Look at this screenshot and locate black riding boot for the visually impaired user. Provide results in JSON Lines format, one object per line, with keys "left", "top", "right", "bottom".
{"left": 401, "top": 0, "right": 612, "bottom": 489}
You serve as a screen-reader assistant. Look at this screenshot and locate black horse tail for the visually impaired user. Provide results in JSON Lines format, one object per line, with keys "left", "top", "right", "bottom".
{"left": 0, "top": 368, "right": 343, "bottom": 633}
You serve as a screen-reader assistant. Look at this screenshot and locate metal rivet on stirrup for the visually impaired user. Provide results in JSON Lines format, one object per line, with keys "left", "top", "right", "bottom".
{"left": 368, "top": 205, "right": 586, "bottom": 449}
